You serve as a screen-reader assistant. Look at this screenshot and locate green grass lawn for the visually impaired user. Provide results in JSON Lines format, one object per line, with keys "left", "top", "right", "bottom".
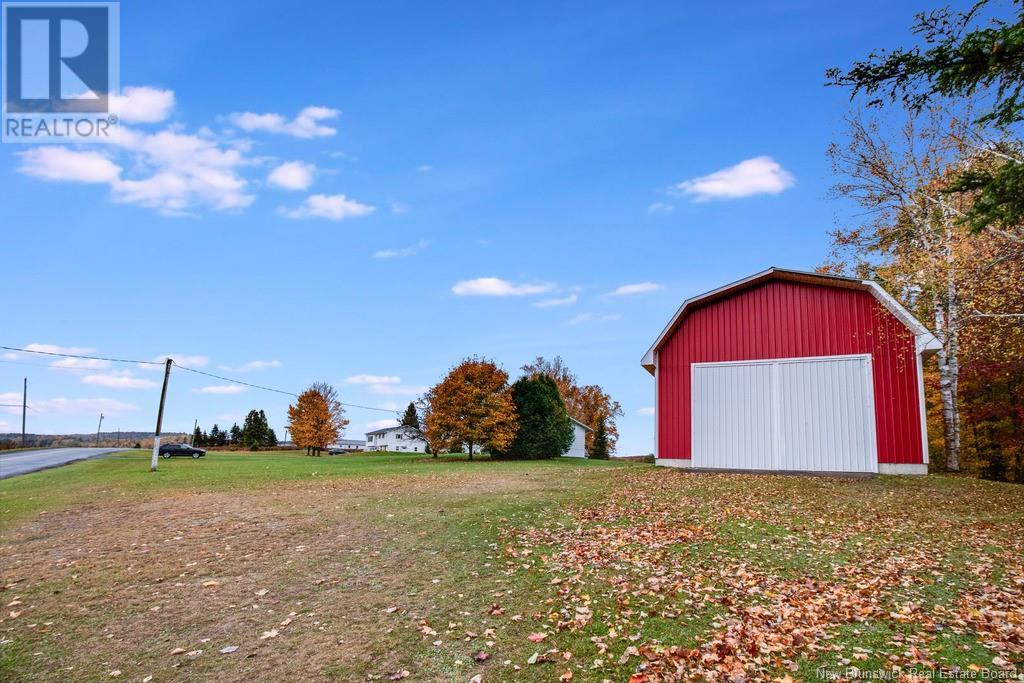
{"left": 1, "top": 451, "right": 1022, "bottom": 682}
{"left": 0, "top": 449, "right": 621, "bottom": 524}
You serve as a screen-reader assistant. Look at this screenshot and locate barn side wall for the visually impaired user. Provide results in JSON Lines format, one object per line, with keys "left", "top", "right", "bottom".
{"left": 656, "top": 280, "right": 923, "bottom": 465}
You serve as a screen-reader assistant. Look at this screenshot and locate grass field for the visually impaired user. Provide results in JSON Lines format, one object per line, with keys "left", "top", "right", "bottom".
{"left": 1, "top": 450, "right": 1022, "bottom": 682}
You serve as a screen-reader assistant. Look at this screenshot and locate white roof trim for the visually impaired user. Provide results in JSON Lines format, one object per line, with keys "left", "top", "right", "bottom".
{"left": 641, "top": 268, "right": 776, "bottom": 372}
{"left": 641, "top": 268, "right": 941, "bottom": 374}
{"left": 860, "top": 280, "right": 942, "bottom": 355}
{"left": 569, "top": 416, "right": 594, "bottom": 432}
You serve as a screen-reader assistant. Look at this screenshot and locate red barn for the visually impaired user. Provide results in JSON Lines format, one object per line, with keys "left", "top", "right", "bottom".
{"left": 642, "top": 268, "right": 941, "bottom": 474}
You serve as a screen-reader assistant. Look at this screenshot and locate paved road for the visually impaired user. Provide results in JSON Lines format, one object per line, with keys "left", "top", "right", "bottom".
{"left": 0, "top": 447, "right": 130, "bottom": 479}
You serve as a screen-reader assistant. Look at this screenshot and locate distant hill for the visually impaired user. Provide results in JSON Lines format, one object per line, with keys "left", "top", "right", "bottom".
{"left": 0, "top": 432, "right": 189, "bottom": 449}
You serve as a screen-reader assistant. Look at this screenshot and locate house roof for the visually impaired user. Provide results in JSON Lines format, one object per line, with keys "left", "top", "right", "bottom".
{"left": 570, "top": 416, "right": 594, "bottom": 432}
{"left": 641, "top": 267, "right": 942, "bottom": 375}
{"left": 365, "top": 424, "right": 424, "bottom": 436}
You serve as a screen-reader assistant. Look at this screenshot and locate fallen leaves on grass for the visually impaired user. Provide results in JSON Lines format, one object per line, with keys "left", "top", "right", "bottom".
{"left": 501, "top": 470, "right": 1024, "bottom": 681}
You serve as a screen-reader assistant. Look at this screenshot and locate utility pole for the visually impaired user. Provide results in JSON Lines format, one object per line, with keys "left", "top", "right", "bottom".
{"left": 21, "top": 378, "right": 27, "bottom": 448}
{"left": 190, "top": 418, "right": 198, "bottom": 446}
{"left": 96, "top": 413, "right": 104, "bottom": 446}
{"left": 150, "top": 358, "right": 172, "bottom": 472}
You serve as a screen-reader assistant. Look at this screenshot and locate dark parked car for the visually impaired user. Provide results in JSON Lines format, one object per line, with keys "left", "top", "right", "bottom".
{"left": 159, "top": 443, "right": 206, "bottom": 459}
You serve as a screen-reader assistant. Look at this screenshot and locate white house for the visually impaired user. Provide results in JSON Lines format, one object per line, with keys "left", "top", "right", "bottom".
{"left": 364, "top": 425, "right": 428, "bottom": 453}
{"left": 564, "top": 417, "right": 593, "bottom": 458}
{"left": 328, "top": 439, "right": 365, "bottom": 452}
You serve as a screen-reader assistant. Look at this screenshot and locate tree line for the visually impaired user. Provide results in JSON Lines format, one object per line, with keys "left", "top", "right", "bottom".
{"left": 192, "top": 409, "right": 277, "bottom": 449}
{"left": 280, "top": 355, "right": 619, "bottom": 461}
{"left": 827, "top": 0, "right": 1024, "bottom": 481}
{"left": 420, "top": 355, "right": 618, "bottom": 460}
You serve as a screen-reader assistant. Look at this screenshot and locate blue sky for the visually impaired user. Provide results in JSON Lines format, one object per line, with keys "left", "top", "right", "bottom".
{"left": 1, "top": 0, "right": 956, "bottom": 452}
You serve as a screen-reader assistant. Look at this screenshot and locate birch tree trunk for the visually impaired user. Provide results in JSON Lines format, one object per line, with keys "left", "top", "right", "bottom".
{"left": 936, "top": 310, "right": 962, "bottom": 472}
{"left": 935, "top": 209, "right": 962, "bottom": 472}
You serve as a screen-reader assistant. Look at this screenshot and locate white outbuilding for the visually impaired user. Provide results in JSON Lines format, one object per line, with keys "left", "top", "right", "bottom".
{"left": 563, "top": 417, "right": 593, "bottom": 458}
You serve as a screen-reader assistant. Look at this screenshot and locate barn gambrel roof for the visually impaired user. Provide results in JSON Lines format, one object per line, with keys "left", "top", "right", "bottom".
{"left": 641, "top": 267, "right": 941, "bottom": 375}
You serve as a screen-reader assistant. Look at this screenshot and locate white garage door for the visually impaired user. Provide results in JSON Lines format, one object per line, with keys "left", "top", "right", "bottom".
{"left": 691, "top": 355, "right": 878, "bottom": 473}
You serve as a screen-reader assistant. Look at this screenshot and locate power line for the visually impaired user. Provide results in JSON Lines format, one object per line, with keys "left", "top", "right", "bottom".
{"left": 172, "top": 363, "right": 398, "bottom": 413}
{"left": 172, "top": 364, "right": 299, "bottom": 397}
{"left": 1, "top": 344, "right": 400, "bottom": 414}
{"left": 0, "top": 357, "right": 97, "bottom": 373}
{"left": 0, "top": 403, "right": 36, "bottom": 412}
{"left": 0, "top": 345, "right": 162, "bottom": 366}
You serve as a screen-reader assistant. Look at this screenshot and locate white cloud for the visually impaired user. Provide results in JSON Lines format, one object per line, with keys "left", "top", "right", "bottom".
{"left": 647, "top": 202, "right": 674, "bottom": 214}
{"left": 5, "top": 343, "right": 111, "bottom": 370}
{"left": 607, "top": 282, "right": 662, "bottom": 296}
{"left": 376, "top": 401, "right": 401, "bottom": 411}
{"left": 216, "top": 413, "right": 244, "bottom": 423}
{"left": 569, "top": 313, "right": 622, "bottom": 325}
{"left": 267, "top": 161, "right": 315, "bottom": 191}
{"left": 366, "top": 418, "right": 399, "bottom": 430}
{"left": 417, "top": 164, "right": 433, "bottom": 172}
{"left": 110, "top": 86, "right": 175, "bottom": 123}
{"left": 533, "top": 293, "right": 578, "bottom": 308}
{"left": 18, "top": 147, "right": 121, "bottom": 184}
{"left": 52, "top": 357, "right": 110, "bottom": 370}
{"left": 675, "top": 156, "right": 794, "bottom": 201}
{"left": 23, "top": 343, "right": 95, "bottom": 355}
{"left": 0, "top": 392, "right": 136, "bottom": 416}
{"left": 326, "top": 150, "right": 357, "bottom": 161}
{"left": 81, "top": 370, "right": 158, "bottom": 389}
{"left": 0, "top": 421, "right": 10, "bottom": 431}
{"left": 193, "top": 385, "right": 245, "bottom": 395}
{"left": 345, "top": 374, "right": 401, "bottom": 385}
{"left": 374, "top": 240, "right": 428, "bottom": 259}
{"left": 219, "top": 360, "right": 282, "bottom": 372}
{"left": 112, "top": 126, "right": 254, "bottom": 213}
{"left": 452, "top": 278, "right": 555, "bottom": 297}
{"left": 228, "top": 106, "right": 339, "bottom": 139}
{"left": 639, "top": 407, "right": 655, "bottom": 416}
{"left": 279, "top": 194, "right": 375, "bottom": 221}
{"left": 344, "top": 374, "right": 422, "bottom": 396}
{"left": 14, "top": 90, "right": 355, "bottom": 217}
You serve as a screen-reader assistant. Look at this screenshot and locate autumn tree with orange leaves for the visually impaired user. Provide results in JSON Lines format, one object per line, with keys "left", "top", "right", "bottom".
{"left": 423, "top": 357, "right": 517, "bottom": 460}
{"left": 288, "top": 382, "right": 349, "bottom": 456}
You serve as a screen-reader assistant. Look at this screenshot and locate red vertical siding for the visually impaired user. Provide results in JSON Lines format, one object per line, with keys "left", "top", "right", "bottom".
{"left": 656, "top": 280, "right": 922, "bottom": 465}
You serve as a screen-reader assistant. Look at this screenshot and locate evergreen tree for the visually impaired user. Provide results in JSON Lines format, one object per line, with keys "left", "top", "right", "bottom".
{"left": 192, "top": 425, "right": 204, "bottom": 447}
{"left": 589, "top": 417, "right": 610, "bottom": 460}
{"left": 209, "top": 424, "right": 221, "bottom": 445}
{"left": 493, "top": 374, "right": 573, "bottom": 460}
{"left": 266, "top": 428, "right": 278, "bottom": 447}
{"left": 400, "top": 402, "right": 420, "bottom": 430}
{"left": 229, "top": 423, "right": 242, "bottom": 444}
{"left": 241, "top": 410, "right": 271, "bottom": 449}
